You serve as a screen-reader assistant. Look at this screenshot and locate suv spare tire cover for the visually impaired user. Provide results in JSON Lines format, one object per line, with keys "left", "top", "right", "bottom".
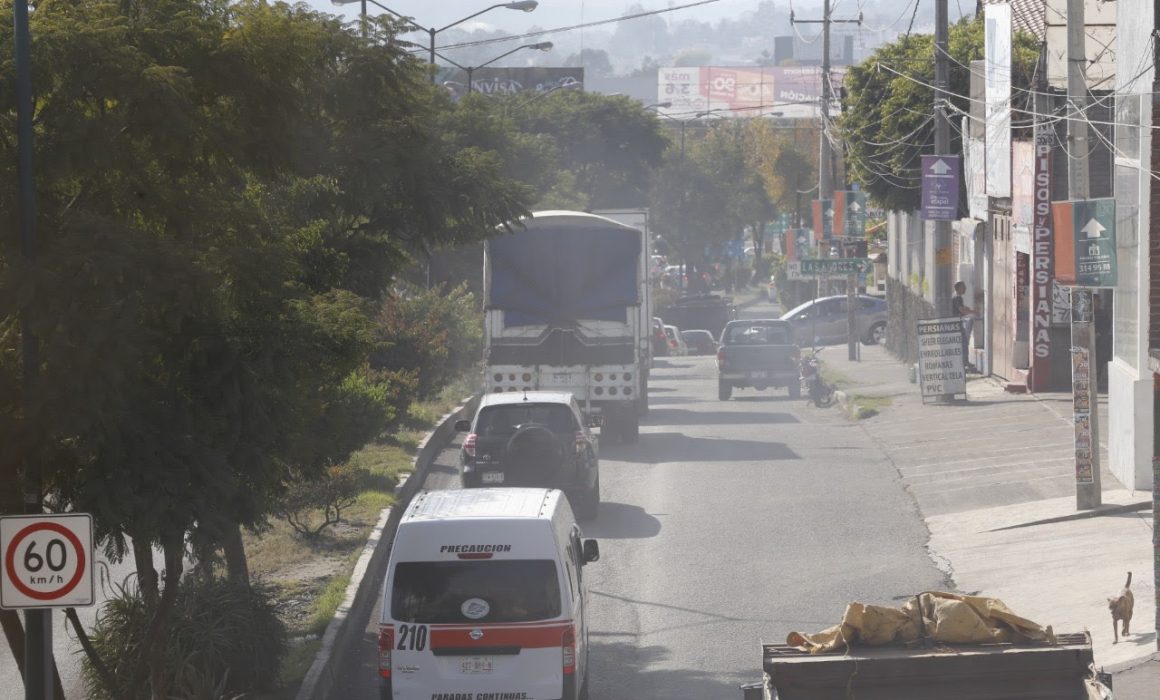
{"left": 505, "top": 425, "right": 565, "bottom": 480}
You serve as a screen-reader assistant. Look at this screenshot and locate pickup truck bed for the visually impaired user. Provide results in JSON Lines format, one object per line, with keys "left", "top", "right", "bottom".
{"left": 717, "top": 319, "right": 799, "bottom": 400}
{"left": 762, "top": 632, "right": 1095, "bottom": 700}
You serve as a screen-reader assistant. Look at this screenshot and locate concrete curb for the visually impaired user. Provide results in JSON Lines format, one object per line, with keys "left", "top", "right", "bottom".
{"left": 295, "top": 393, "right": 481, "bottom": 700}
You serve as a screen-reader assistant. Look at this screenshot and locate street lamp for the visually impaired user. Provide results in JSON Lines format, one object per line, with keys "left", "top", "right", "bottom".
{"left": 331, "top": 0, "right": 538, "bottom": 80}
{"left": 436, "top": 42, "right": 553, "bottom": 94}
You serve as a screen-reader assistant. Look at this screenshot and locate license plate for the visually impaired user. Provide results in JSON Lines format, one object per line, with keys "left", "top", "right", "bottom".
{"left": 461, "top": 657, "right": 494, "bottom": 674}
{"left": 551, "top": 372, "right": 577, "bottom": 385}
{"left": 481, "top": 472, "right": 505, "bottom": 484}
{"left": 749, "top": 371, "right": 770, "bottom": 379}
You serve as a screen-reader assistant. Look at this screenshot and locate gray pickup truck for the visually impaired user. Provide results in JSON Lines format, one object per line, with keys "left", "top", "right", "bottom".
{"left": 716, "top": 319, "right": 800, "bottom": 400}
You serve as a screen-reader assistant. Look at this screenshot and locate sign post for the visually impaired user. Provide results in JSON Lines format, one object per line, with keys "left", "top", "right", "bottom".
{"left": 917, "top": 318, "right": 967, "bottom": 401}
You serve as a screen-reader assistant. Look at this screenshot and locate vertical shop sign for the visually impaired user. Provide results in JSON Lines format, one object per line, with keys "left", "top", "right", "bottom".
{"left": 1029, "top": 129, "right": 1053, "bottom": 390}
{"left": 1071, "top": 348, "right": 1094, "bottom": 484}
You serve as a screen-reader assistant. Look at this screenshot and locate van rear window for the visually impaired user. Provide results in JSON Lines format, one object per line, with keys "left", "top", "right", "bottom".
{"left": 392, "top": 560, "right": 561, "bottom": 623}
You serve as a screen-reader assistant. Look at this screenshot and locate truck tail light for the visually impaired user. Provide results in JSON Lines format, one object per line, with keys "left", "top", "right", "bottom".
{"left": 562, "top": 627, "right": 576, "bottom": 675}
{"left": 464, "top": 433, "right": 478, "bottom": 457}
{"left": 378, "top": 626, "right": 393, "bottom": 678}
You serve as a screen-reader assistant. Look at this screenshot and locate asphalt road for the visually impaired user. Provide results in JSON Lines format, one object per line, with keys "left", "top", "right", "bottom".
{"left": 334, "top": 296, "right": 948, "bottom": 700}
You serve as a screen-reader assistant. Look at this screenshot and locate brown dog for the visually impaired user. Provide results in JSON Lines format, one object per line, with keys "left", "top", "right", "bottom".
{"left": 1108, "top": 572, "right": 1134, "bottom": 643}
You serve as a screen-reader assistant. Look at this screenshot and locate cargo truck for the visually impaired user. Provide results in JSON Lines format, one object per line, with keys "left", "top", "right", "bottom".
{"left": 484, "top": 210, "right": 649, "bottom": 442}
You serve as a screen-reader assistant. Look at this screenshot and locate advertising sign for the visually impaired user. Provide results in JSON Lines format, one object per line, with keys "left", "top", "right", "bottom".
{"left": 441, "top": 67, "right": 583, "bottom": 100}
{"left": 917, "top": 318, "right": 967, "bottom": 399}
{"left": 1052, "top": 198, "right": 1118, "bottom": 287}
{"left": 1011, "top": 140, "right": 1035, "bottom": 226}
{"left": 1071, "top": 348, "right": 1095, "bottom": 484}
{"left": 812, "top": 199, "right": 833, "bottom": 240}
{"left": 1, "top": 514, "right": 94, "bottom": 609}
{"left": 920, "top": 155, "right": 961, "bottom": 220}
{"left": 1029, "top": 130, "right": 1054, "bottom": 390}
{"left": 964, "top": 133, "right": 988, "bottom": 220}
{"left": 657, "top": 66, "right": 844, "bottom": 119}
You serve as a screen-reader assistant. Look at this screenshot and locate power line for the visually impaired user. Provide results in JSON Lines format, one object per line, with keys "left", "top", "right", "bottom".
{"left": 420, "top": 0, "right": 721, "bottom": 53}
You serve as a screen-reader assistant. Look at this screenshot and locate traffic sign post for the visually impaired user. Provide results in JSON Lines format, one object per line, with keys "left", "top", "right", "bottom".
{"left": 1, "top": 514, "right": 94, "bottom": 609}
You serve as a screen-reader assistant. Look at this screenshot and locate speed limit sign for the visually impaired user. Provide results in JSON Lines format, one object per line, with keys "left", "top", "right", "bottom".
{"left": 1, "top": 514, "right": 94, "bottom": 609}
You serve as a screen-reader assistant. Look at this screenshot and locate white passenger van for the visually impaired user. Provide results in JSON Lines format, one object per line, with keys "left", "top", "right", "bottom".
{"left": 379, "top": 488, "right": 600, "bottom": 700}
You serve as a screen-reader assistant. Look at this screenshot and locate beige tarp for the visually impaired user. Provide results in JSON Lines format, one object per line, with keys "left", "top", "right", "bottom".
{"left": 786, "top": 591, "right": 1056, "bottom": 654}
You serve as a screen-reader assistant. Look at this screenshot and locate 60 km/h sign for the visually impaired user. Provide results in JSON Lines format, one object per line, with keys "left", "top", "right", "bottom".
{"left": 1, "top": 514, "right": 94, "bottom": 609}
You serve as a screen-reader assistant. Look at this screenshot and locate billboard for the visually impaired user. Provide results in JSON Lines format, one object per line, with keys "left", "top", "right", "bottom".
{"left": 657, "top": 66, "right": 844, "bottom": 119}
{"left": 439, "top": 67, "right": 584, "bottom": 100}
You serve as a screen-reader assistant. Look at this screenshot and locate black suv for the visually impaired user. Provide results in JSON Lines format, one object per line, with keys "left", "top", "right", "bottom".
{"left": 455, "top": 391, "right": 600, "bottom": 520}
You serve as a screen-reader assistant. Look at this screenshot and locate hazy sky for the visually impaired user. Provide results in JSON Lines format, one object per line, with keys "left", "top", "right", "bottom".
{"left": 307, "top": 0, "right": 780, "bottom": 34}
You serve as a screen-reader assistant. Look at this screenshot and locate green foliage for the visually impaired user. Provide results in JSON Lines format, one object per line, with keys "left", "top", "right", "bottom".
{"left": 82, "top": 577, "right": 286, "bottom": 700}
{"left": 839, "top": 17, "right": 1040, "bottom": 211}
{"left": 372, "top": 282, "right": 483, "bottom": 400}
{"left": 278, "top": 462, "right": 369, "bottom": 537}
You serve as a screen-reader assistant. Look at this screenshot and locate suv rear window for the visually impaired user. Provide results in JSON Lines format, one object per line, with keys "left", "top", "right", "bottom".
{"left": 392, "top": 560, "right": 562, "bottom": 623}
{"left": 723, "top": 323, "right": 788, "bottom": 345}
{"left": 475, "top": 404, "right": 576, "bottom": 436}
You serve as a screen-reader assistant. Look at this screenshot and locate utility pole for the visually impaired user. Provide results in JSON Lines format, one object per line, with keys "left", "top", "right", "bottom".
{"left": 13, "top": 1, "right": 55, "bottom": 698}
{"left": 1066, "top": 0, "right": 1101, "bottom": 509}
{"left": 933, "top": 0, "right": 952, "bottom": 319}
{"left": 791, "top": 2, "right": 861, "bottom": 351}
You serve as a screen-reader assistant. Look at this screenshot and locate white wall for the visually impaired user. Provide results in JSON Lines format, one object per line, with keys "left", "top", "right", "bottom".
{"left": 1108, "top": 0, "right": 1153, "bottom": 491}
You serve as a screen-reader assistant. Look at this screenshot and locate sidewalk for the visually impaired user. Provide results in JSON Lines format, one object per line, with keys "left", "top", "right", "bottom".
{"left": 822, "top": 344, "right": 1157, "bottom": 695}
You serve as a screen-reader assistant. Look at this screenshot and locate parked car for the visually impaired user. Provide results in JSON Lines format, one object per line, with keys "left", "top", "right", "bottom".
{"left": 652, "top": 316, "right": 670, "bottom": 357}
{"left": 663, "top": 324, "right": 688, "bottom": 356}
{"left": 455, "top": 391, "right": 600, "bottom": 519}
{"left": 682, "top": 329, "right": 717, "bottom": 355}
{"left": 781, "top": 294, "right": 889, "bottom": 347}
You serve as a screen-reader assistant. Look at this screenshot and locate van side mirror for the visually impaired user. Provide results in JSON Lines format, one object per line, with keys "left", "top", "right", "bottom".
{"left": 582, "top": 539, "right": 600, "bottom": 564}
{"left": 454, "top": 419, "right": 471, "bottom": 432}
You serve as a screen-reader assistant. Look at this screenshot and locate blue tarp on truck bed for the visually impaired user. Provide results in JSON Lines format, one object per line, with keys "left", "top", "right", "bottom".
{"left": 489, "top": 217, "right": 641, "bottom": 327}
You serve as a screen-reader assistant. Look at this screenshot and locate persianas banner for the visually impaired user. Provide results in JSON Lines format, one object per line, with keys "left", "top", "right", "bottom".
{"left": 657, "top": 66, "right": 844, "bottom": 119}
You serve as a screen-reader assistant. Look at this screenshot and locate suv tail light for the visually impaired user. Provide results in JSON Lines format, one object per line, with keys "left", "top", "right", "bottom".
{"left": 378, "top": 626, "right": 393, "bottom": 678}
{"left": 562, "top": 627, "right": 576, "bottom": 675}
{"left": 716, "top": 348, "right": 725, "bottom": 364}
{"left": 464, "top": 433, "right": 478, "bottom": 457}
{"left": 575, "top": 431, "right": 586, "bottom": 454}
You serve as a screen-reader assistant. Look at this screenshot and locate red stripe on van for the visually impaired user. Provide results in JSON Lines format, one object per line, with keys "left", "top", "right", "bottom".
{"left": 430, "top": 622, "right": 573, "bottom": 650}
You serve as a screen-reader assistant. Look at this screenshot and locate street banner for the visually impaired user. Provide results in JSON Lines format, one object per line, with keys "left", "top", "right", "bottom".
{"left": 1051, "top": 198, "right": 1118, "bottom": 287}
{"left": 920, "top": 155, "right": 961, "bottom": 220}
{"left": 842, "top": 190, "right": 867, "bottom": 237}
{"left": 984, "top": 3, "right": 1012, "bottom": 197}
{"left": 1071, "top": 348, "right": 1095, "bottom": 484}
{"left": 786, "top": 228, "right": 812, "bottom": 261}
{"left": 917, "top": 318, "right": 967, "bottom": 399}
{"left": 812, "top": 199, "right": 833, "bottom": 240}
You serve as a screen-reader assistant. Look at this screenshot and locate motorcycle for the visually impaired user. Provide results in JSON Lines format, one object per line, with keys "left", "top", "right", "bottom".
{"left": 799, "top": 350, "right": 835, "bottom": 408}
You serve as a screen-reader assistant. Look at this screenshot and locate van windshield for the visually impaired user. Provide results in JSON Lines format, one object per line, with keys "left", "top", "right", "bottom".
{"left": 392, "top": 560, "right": 562, "bottom": 623}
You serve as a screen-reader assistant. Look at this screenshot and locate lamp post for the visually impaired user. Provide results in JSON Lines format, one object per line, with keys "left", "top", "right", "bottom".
{"left": 332, "top": 0, "right": 539, "bottom": 81}
{"left": 435, "top": 42, "right": 553, "bottom": 93}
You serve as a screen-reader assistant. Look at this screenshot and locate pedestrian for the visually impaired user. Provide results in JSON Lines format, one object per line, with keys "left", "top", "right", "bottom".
{"left": 952, "top": 281, "right": 977, "bottom": 372}
{"left": 1094, "top": 295, "right": 1111, "bottom": 391}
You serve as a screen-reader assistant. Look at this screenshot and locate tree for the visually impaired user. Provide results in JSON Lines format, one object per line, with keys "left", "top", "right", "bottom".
{"left": 839, "top": 17, "right": 1039, "bottom": 210}
{"left": 514, "top": 91, "right": 669, "bottom": 208}
{"left": 564, "top": 48, "right": 614, "bottom": 78}
{"left": 0, "top": 1, "right": 538, "bottom": 694}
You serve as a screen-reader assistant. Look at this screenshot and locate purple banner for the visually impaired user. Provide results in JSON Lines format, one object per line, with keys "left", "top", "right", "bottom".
{"left": 921, "top": 155, "right": 961, "bottom": 221}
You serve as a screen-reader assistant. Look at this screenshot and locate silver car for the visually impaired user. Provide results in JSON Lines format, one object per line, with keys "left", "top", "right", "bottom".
{"left": 781, "top": 294, "right": 889, "bottom": 347}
